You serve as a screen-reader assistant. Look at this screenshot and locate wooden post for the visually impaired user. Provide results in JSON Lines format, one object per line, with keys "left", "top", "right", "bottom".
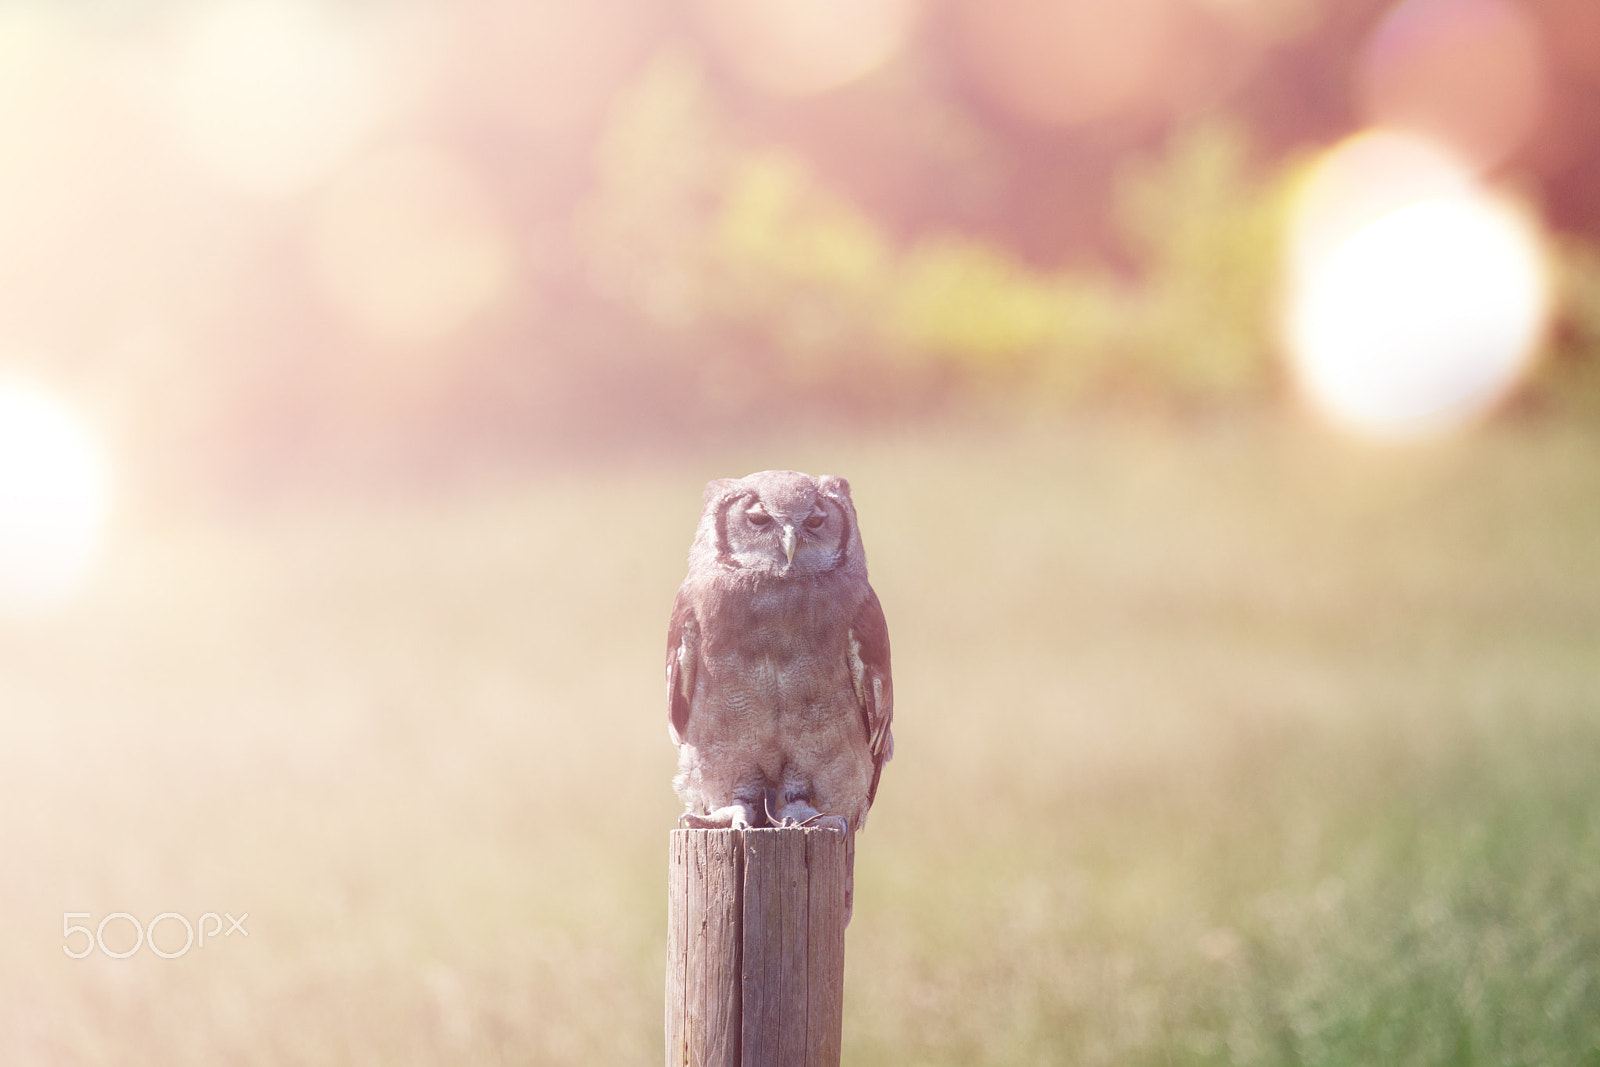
{"left": 666, "top": 827, "right": 847, "bottom": 1067}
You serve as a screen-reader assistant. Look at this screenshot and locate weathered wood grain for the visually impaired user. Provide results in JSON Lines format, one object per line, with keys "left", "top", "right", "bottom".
{"left": 667, "top": 829, "right": 743, "bottom": 1067}
{"left": 803, "top": 830, "right": 846, "bottom": 1067}
{"left": 667, "top": 826, "right": 846, "bottom": 1067}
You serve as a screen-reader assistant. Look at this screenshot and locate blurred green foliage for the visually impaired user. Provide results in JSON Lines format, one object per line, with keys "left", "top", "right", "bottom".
{"left": 581, "top": 53, "right": 724, "bottom": 330}
{"left": 1113, "top": 122, "right": 1288, "bottom": 400}
{"left": 583, "top": 56, "right": 1296, "bottom": 410}
{"left": 582, "top": 52, "right": 1600, "bottom": 424}
{"left": 1537, "top": 240, "right": 1600, "bottom": 415}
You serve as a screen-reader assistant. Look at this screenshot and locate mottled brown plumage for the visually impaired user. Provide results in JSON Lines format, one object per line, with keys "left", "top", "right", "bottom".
{"left": 666, "top": 470, "right": 893, "bottom": 920}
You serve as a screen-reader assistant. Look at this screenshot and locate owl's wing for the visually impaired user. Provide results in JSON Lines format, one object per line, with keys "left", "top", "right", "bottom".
{"left": 848, "top": 587, "right": 894, "bottom": 807}
{"left": 666, "top": 588, "right": 698, "bottom": 746}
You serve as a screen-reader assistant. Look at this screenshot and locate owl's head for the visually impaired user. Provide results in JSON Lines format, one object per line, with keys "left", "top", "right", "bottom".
{"left": 690, "top": 469, "right": 865, "bottom": 579}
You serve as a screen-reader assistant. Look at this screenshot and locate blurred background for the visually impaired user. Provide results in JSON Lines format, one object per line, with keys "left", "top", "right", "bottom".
{"left": 2, "top": 0, "right": 1599, "bottom": 1063}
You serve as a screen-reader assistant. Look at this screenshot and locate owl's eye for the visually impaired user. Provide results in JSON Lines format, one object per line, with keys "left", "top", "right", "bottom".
{"left": 747, "top": 510, "right": 772, "bottom": 527}
{"left": 804, "top": 513, "right": 825, "bottom": 530}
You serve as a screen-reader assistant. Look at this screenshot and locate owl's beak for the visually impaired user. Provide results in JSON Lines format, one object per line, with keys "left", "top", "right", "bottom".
{"left": 780, "top": 524, "right": 797, "bottom": 566}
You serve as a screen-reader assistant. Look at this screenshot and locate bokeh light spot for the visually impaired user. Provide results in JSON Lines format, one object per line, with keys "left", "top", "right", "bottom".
{"left": 695, "top": 0, "right": 916, "bottom": 97}
{"left": 447, "top": 0, "right": 653, "bottom": 132}
{"left": 1286, "top": 131, "right": 1550, "bottom": 438}
{"left": 951, "top": 0, "right": 1188, "bottom": 127}
{"left": 310, "top": 146, "right": 515, "bottom": 346}
{"left": 1188, "top": 0, "right": 1321, "bottom": 45}
{"left": 168, "top": 0, "right": 388, "bottom": 197}
{"left": 0, "top": 381, "right": 111, "bottom": 616}
{"left": 1358, "top": 0, "right": 1547, "bottom": 170}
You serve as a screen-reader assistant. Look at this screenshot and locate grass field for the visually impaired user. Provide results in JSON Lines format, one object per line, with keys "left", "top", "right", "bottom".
{"left": 3, "top": 416, "right": 1599, "bottom": 1065}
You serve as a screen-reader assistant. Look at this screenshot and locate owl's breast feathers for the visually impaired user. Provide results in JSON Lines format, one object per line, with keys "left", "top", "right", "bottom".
{"left": 665, "top": 571, "right": 894, "bottom": 800}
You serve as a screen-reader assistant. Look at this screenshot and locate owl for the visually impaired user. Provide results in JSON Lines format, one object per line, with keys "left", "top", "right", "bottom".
{"left": 666, "top": 470, "right": 893, "bottom": 920}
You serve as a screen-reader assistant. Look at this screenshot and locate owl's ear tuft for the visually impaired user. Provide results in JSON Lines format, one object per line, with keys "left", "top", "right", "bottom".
{"left": 703, "top": 477, "right": 741, "bottom": 503}
{"left": 816, "top": 475, "right": 852, "bottom": 500}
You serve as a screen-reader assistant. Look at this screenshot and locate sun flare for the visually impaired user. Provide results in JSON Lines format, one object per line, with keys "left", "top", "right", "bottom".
{"left": 1285, "top": 131, "right": 1550, "bottom": 438}
{"left": 0, "top": 382, "right": 111, "bottom": 615}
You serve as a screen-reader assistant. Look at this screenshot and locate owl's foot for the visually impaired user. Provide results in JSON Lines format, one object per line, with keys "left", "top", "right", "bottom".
{"left": 772, "top": 798, "right": 849, "bottom": 834}
{"left": 678, "top": 802, "right": 758, "bottom": 830}
{"left": 778, "top": 813, "right": 847, "bottom": 834}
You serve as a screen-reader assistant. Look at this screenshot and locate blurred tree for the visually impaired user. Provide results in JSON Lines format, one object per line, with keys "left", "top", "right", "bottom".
{"left": 707, "top": 150, "right": 891, "bottom": 382}
{"left": 1113, "top": 120, "right": 1288, "bottom": 399}
{"left": 1531, "top": 240, "right": 1600, "bottom": 413}
{"left": 580, "top": 51, "right": 724, "bottom": 329}
{"left": 581, "top": 69, "right": 1289, "bottom": 413}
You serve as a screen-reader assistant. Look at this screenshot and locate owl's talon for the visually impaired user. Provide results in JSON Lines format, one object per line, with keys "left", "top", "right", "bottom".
{"left": 678, "top": 802, "right": 759, "bottom": 830}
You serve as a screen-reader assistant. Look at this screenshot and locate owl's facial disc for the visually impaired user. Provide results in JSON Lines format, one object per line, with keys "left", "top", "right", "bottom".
{"left": 729, "top": 488, "right": 838, "bottom": 574}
